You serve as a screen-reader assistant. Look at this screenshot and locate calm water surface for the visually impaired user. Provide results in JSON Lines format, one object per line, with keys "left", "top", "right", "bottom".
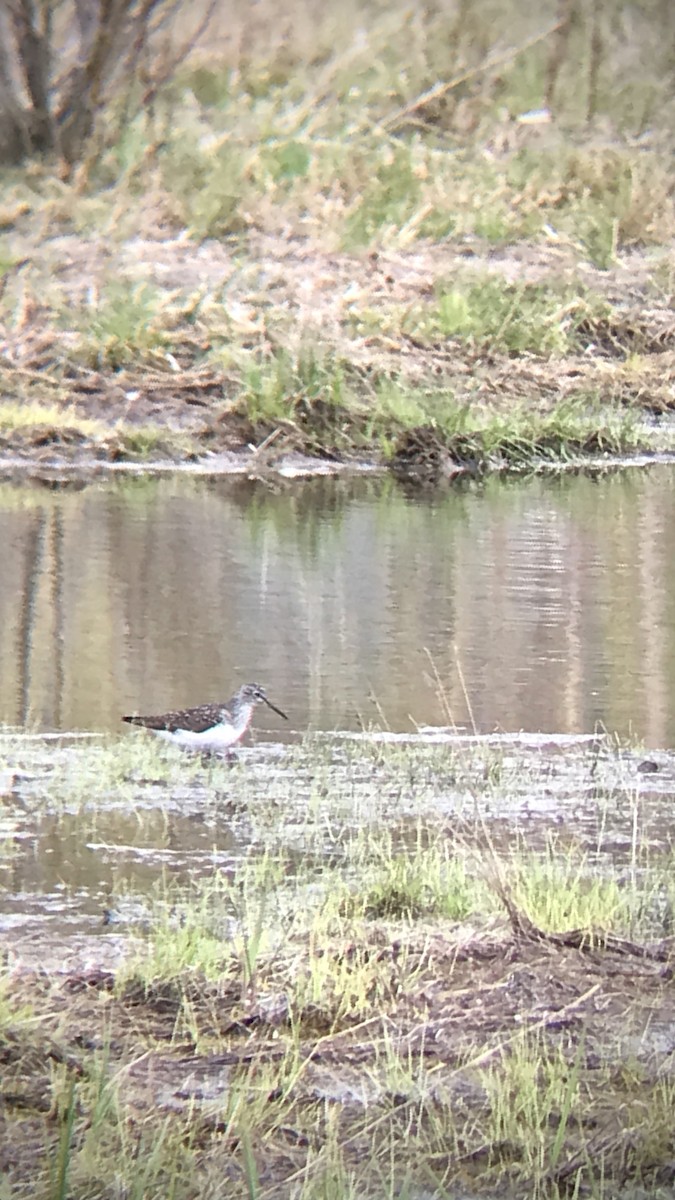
{"left": 1, "top": 466, "right": 675, "bottom": 747}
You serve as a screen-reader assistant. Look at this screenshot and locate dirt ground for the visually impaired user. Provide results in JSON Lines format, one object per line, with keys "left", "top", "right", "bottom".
{"left": 2, "top": 904, "right": 674, "bottom": 1195}
{"left": 2, "top": 231, "right": 675, "bottom": 476}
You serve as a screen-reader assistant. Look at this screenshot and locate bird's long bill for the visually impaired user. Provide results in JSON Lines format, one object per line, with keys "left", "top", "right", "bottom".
{"left": 262, "top": 695, "right": 288, "bottom": 720}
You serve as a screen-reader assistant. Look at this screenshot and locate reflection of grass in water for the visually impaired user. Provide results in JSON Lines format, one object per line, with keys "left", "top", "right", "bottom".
{"left": 2, "top": 732, "right": 675, "bottom": 1195}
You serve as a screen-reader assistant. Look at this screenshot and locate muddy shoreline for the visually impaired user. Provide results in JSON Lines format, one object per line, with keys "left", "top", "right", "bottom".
{"left": 4, "top": 233, "right": 675, "bottom": 484}
{"left": 1, "top": 732, "right": 674, "bottom": 1197}
{"left": 1, "top": 443, "right": 674, "bottom": 487}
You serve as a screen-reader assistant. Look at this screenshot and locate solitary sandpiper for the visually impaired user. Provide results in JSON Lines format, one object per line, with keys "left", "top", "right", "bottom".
{"left": 122, "top": 682, "right": 288, "bottom": 754}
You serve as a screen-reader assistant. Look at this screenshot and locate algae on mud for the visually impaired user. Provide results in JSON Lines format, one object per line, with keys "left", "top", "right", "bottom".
{"left": 0, "top": 730, "right": 674, "bottom": 1197}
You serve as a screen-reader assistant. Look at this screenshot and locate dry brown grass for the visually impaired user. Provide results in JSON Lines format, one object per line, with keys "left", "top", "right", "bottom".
{"left": 2, "top": 0, "right": 675, "bottom": 473}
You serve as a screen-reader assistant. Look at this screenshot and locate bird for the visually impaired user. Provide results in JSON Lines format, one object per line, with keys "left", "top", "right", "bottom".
{"left": 122, "top": 682, "right": 288, "bottom": 755}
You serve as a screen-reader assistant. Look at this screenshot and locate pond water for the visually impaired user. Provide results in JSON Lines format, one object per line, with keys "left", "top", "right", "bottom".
{"left": 2, "top": 463, "right": 675, "bottom": 941}
{"left": 2, "top": 464, "right": 672, "bottom": 1200}
{"left": 1, "top": 465, "right": 675, "bottom": 748}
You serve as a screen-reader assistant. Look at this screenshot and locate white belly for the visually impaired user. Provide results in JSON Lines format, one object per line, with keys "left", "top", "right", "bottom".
{"left": 154, "top": 724, "right": 241, "bottom": 753}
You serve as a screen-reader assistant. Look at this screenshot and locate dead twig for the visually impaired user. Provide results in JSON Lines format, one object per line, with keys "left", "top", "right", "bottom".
{"left": 494, "top": 874, "right": 675, "bottom": 963}
{"left": 383, "top": 23, "right": 561, "bottom": 131}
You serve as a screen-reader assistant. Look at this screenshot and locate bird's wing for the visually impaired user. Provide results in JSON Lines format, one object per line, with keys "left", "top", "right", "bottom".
{"left": 123, "top": 704, "right": 221, "bottom": 733}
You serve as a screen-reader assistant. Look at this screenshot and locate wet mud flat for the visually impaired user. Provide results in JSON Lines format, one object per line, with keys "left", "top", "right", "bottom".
{"left": 0, "top": 730, "right": 674, "bottom": 1197}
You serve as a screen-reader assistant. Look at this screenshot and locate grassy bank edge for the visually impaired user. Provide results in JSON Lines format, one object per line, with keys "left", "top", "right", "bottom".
{"left": 0, "top": 386, "right": 661, "bottom": 479}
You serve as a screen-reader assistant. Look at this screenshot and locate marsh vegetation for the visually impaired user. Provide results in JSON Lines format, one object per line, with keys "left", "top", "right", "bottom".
{"left": 0, "top": 729, "right": 674, "bottom": 1197}
{"left": 1, "top": 0, "right": 675, "bottom": 475}
{"left": 2, "top": 2, "right": 675, "bottom": 1194}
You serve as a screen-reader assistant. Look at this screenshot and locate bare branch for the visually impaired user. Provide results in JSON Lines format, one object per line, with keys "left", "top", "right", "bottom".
{"left": 0, "top": 0, "right": 217, "bottom": 165}
{"left": 13, "top": 0, "right": 51, "bottom": 117}
{"left": 139, "top": 0, "right": 219, "bottom": 108}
